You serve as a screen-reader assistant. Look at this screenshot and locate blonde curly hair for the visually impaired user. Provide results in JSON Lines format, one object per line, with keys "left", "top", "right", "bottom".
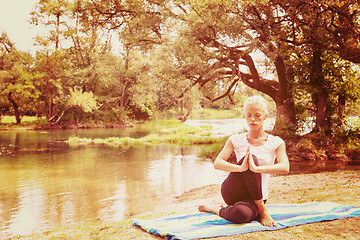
{"left": 243, "top": 95, "right": 268, "bottom": 114}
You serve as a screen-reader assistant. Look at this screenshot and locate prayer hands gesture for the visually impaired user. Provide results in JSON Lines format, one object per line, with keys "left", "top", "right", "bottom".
{"left": 239, "top": 147, "right": 259, "bottom": 172}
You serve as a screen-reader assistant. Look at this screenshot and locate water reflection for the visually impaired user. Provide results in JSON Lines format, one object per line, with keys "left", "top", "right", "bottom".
{"left": 1, "top": 118, "right": 357, "bottom": 238}
{"left": 0, "top": 129, "right": 226, "bottom": 238}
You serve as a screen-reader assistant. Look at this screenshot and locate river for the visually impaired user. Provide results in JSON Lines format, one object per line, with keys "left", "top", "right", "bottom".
{"left": 0, "top": 117, "right": 354, "bottom": 238}
{"left": 0, "top": 121, "right": 233, "bottom": 238}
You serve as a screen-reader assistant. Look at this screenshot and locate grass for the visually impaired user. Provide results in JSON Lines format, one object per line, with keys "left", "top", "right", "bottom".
{"left": 0, "top": 116, "right": 47, "bottom": 129}
{"left": 11, "top": 170, "right": 360, "bottom": 240}
{"left": 0, "top": 115, "right": 41, "bottom": 123}
{"left": 67, "top": 119, "right": 226, "bottom": 148}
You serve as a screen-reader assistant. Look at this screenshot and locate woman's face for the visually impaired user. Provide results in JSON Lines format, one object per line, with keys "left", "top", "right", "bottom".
{"left": 244, "top": 103, "right": 267, "bottom": 131}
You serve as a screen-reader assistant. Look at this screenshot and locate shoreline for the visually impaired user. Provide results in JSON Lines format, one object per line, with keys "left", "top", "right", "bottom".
{"left": 2, "top": 120, "right": 360, "bottom": 239}
{"left": 2, "top": 120, "right": 359, "bottom": 165}
{"left": 11, "top": 170, "right": 360, "bottom": 240}
{"left": 0, "top": 122, "right": 132, "bottom": 131}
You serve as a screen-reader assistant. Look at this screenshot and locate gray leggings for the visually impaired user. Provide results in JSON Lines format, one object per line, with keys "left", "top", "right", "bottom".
{"left": 219, "top": 155, "right": 264, "bottom": 223}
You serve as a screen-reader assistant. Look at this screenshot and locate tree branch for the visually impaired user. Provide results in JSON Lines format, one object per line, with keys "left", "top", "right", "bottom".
{"left": 163, "top": 76, "right": 203, "bottom": 112}
{"left": 209, "top": 77, "right": 240, "bottom": 102}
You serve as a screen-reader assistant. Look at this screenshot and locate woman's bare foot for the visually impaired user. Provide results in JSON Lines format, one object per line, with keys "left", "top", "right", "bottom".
{"left": 259, "top": 208, "right": 276, "bottom": 227}
{"left": 254, "top": 199, "right": 276, "bottom": 227}
{"left": 198, "top": 204, "right": 223, "bottom": 215}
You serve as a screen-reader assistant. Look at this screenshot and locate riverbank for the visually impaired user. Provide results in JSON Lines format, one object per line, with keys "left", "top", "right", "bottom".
{"left": 0, "top": 109, "right": 241, "bottom": 130}
{"left": 1, "top": 116, "right": 359, "bottom": 170}
{"left": 2, "top": 117, "right": 359, "bottom": 167}
{"left": 61, "top": 119, "right": 360, "bottom": 166}
{"left": 0, "top": 118, "right": 131, "bottom": 130}
{"left": 12, "top": 170, "right": 360, "bottom": 240}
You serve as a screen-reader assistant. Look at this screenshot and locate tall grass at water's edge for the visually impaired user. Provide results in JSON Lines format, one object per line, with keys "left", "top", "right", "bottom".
{"left": 66, "top": 120, "right": 227, "bottom": 147}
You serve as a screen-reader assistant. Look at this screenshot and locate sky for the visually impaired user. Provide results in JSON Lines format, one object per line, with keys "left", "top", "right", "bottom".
{"left": 0, "top": 0, "right": 120, "bottom": 53}
{"left": 0, "top": 0, "right": 40, "bottom": 51}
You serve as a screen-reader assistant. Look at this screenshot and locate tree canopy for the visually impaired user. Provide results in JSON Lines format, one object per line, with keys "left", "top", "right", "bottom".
{"left": 0, "top": 0, "right": 359, "bottom": 136}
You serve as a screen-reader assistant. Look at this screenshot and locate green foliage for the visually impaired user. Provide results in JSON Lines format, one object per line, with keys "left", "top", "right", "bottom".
{"left": 0, "top": 35, "right": 42, "bottom": 122}
{"left": 33, "top": 118, "right": 48, "bottom": 128}
{"left": 0, "top": 0, "right": 359, "bottom": 139}
{"left": 338, "top": 117, "right": 360, "bottom": 154}
{"left": 320, "top": 51, "right": 360, "bottom": 134}
{"left": 298, "top": 138, "right": 316, "bottom": 151}
{"left": 25, "top": 0, "right": 163, "bottom": 124}
{"left": 67, "top": 87, "right": 98, "bottom": 113}
{"left": 127, "top": 102, "right": 154, "bottom": 120}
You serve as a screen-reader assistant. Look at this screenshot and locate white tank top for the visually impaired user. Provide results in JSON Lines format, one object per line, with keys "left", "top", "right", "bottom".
{"left": 229, "top": 133, "right": 284, "bottom": 200}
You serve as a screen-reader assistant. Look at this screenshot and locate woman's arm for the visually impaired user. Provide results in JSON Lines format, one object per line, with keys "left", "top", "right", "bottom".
{"left": 214, "top": 138, "right": 248, "bottom": 172}
{"left": 249, "top": 143, "right": 290, "bottom": 174}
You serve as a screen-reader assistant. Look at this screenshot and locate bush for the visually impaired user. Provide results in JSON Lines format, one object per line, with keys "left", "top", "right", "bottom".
{"left": 34, "top": 118, "right": 48, "bottom": 127}
{"left": 127, "top": 103, "right": 154, "bottom": 120}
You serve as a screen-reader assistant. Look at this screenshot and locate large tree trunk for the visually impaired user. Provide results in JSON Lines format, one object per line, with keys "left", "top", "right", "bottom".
{"left": 315, "top": 90, "right": 329, "bottom": 132}
{"left": 337, "top": 92, "right": 346, "bottom": 130}
{"left": 311, "top": 49, "right": 331, "bottom": 134}
{"left": 273, "top": 55, "right": 296, "bottom": 132}
{"left": 7, "top": 92, "right": 21, "bottom": 124}
{"left": 242, "top": 53, "right": 296, "bottom": 134}
{"left": 273, "top": 97, "right": 296, "bottom": 132}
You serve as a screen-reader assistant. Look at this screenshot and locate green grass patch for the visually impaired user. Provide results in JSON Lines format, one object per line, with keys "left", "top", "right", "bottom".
{"left": 67, "top": 120, "right": 225, "bottom": 148}
{"left": 1, "top": 115, "right": 42, "bottom": 123}
{"left": 0, "top": 116, "right": 47, "bottom": 129}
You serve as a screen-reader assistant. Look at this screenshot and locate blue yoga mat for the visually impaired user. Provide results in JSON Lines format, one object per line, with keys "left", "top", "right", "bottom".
{"left": 132, "top": 202, "right": 360, "bottom": 240}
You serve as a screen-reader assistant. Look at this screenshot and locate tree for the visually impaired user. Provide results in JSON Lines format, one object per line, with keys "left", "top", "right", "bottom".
{"left": 318, "top": 51, "right": 359, "bottom": 133}
{"left": 0, "top": 32, "right": 41, "bottom": 124}
{"left": 272, "top": 0, "right": 360, "bottom": 134}
{"left": 93, "top": 49, "right": 158, "bottom": 121}
{"left": 149, "top": 30, "right": 209, "bottom": 119}
{"left": 143, "top": 0, "right": 297, "bottom": 131}
{"left": 161, "top": 0, "right": 360, "bottom": 135}
{"left": 83, "top": 0, "right": 165, "bottom": 119}
{"left": 30, "top": 0, "right": 71, "bottom": 52}
{"left": 30, "top": 0, "right": 115, "bottom": 123}
{"left": 10, "top": 0, "right": 358, "bottom": 133}
{"left": 30, "top": 0, "right": 72, "bottom": 122}
{"left": 28, "top": 0, "right": 164, "bottom": 124}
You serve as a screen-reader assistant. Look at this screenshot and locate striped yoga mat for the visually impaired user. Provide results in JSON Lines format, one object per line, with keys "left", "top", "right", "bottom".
{"left": 133, "top": 202, "right": 360, "bottom": 240}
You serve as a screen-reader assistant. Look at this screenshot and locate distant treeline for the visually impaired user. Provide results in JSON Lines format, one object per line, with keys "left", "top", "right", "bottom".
{"left": 1, "top": 0, "right": 359, "bottom": 136}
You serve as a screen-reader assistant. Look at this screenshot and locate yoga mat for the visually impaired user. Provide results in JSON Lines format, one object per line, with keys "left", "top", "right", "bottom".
{"left": 132, "top": 202, "right": 360, "bottom": 240}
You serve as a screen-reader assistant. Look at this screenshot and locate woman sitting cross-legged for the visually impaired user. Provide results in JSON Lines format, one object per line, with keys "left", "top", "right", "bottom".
{"left": 198, "top": 95, "right": 290, "bottom": 227}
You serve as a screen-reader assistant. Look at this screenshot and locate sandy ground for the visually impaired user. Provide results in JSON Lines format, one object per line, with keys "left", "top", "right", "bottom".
{"left": 129, "top": 171, "right": 360, "bottom": 240}
{"left": 168, "top": 171, "right": 360, "bottom": 211}
{"left": 11, "top": 170, "right": 360, "bottom": 240}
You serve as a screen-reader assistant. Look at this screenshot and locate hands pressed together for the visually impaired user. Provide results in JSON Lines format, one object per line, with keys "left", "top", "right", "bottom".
{"left": 239, "top": 147, "right": 259, "bottom": 173}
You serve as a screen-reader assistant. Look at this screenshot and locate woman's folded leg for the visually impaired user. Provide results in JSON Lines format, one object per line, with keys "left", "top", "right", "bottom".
{"left": 219, "top": 200, "right": 258, "bottom": 223}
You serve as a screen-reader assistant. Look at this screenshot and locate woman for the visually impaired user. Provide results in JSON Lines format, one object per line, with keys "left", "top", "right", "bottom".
{"left": 198, "top": 96, "right": 290, "bottom": 227}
